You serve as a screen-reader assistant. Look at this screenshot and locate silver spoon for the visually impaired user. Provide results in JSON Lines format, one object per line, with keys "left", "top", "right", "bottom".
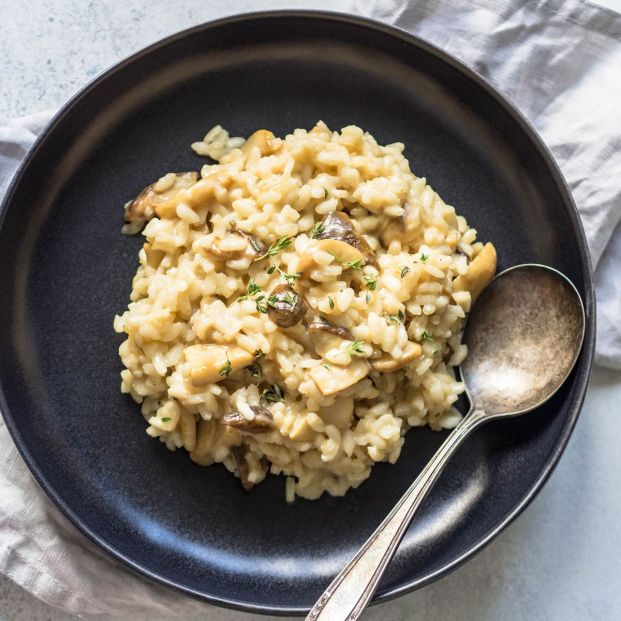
{"left": 306, "top": 264, "right": 585, "bottom": 621}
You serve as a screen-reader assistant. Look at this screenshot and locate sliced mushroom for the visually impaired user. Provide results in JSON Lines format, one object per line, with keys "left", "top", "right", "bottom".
{"left": 319, "top": 395, "right": 354, "bottom": 428}
{"left": 266, "top": 284, "right": 308, "bottom": 328}
{"left": 316, "top": 212, "right": 378, "bottom": 266}
{"left": 240, "top": 129, "right": 281, "bottom": 158}
{"left": 453, "top": 242, "right": 497, "bottom": 303}
{"left": 156, "top": 171, "right": 230, "bottom": 218}
{"left": 309, "top": 358, "right": 370, "bottom": 396}
{"left": 231, "top": 446, "right": 253, "bottom": 491}
{"left": 184, "top": 344, "right": 254, "bottom": 385}
{"left": 308, "top": 319, "right": 354, "bottom": 341}
{"left": 308, "top": 318, "right": 354, "bottom": 357}
{"left": 369, "top": 341, "right": 423, "bottom": 372}
{"left": 125, "top": 172, "right": 198, "bottom": 224}
{"left": 221, "top": 404, "right": 274, "bottom": 433}
{"left": 297, "top": 239, "right": 366, "bottom": 277}
{"left": 380, "top": 201, "right": 421, "bottom": 249}
{"left": 207, "top": 230, "right": 266, "bottom": 261}
{"left": 231, "top": 445, "right": 269, "bottom": 491}
{"left": 288, "top": 414, "right": 316, "bottom": 442}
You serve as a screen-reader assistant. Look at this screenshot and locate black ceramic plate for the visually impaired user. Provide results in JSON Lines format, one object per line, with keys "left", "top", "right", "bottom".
{"left": 0, "top": 11, "right": 595, "bottom": 616}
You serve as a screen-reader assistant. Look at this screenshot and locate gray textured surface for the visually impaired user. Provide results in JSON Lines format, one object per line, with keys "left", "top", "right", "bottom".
{"left": 2, "top": 1, "right": 621, "bottom": 620}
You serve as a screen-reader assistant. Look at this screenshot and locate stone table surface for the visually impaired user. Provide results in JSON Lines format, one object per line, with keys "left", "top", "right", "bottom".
{"left": 2, "top": 1, "right": 621, "bottom": 620}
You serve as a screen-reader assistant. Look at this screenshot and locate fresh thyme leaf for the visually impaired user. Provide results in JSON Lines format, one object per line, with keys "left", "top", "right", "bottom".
{"left": 347, "top": 340, "right": 365, "bottom": 355}
{"left": 343, "top": 259, "right": 362, "bottom": 271}
{"left": 260, "top": 384, "right": 285, "bottom": 403}
{"left": 364, "top": 276, "right": 377, "bottom": 291}
{"left": 160, "top": 417, "right": 172, "bottom": 423}
{"left": 254, "top": 349, "right": 265, "bottom": 358}
{"left": 385, "top": 314, "right": 402, "bottom": 325}
{"left": 323, "top": 187, "right": 329, "bottom": 198}
{"left": 420, "top": 253, "right": 429, "bottom": 262}
{"left": 256, "top": 297, "right": 267, "bottom": 314}
{"left": 322, "top": 363, "right": 331, "bottom": 370}
{"left": 421, "top": 330, "right": 432, "bottom": 341}
{"left": 400, "top": 266, "right": 410, "bottom": 279}
{"left": 318, "top": 316, "right": 330, "bottom": 325}
{"left": 278, "top": 268, "right": 301, "bottom": 286}
{"left": 309, "top": 222, "right": 326, "bottom": 239}
{"left": 267, "top": 265, "right": 276, "bottom": 274}
{"left": 398, "top": 309, "right": 405, "bottom": 322}
{"left": 328, "top": 296, "right": 335, "bottom": 310}
{"left": 258, "top": 236, "right": 292, "bottom": 259}
{"left": 249, "top": 363, "right": 262, "bottom": 379}
{"left": 218, "top": 357, "right": 232, "bottom": 377}
{"left": 247, "top": 278, "right": 261, "bottom": 296}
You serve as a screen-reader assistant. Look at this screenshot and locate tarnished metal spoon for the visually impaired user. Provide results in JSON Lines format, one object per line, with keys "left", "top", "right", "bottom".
{"left": 307, "top": 264, "right": 585, "bottom": 621}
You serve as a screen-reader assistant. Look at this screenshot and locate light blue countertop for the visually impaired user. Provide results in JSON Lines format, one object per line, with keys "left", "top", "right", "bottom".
{"left": 1, "top": 1, "right": 620, "bottom": 620}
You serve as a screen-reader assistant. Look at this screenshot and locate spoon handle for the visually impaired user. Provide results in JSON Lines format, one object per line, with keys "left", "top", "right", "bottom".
{"left": 306, "top": 409, "right": 486, "bottom": 621}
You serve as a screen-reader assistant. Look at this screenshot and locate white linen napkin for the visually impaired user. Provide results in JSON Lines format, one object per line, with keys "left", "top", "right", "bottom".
{"left": 1, "top": 0, "right": 620, "bottom": 616}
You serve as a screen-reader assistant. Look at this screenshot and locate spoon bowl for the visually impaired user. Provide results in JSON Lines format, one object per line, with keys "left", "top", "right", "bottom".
{"left": 462, "top": 264, "right": 586, "bottom": 417}
{"left": 307, "top": 264, "right": 586, "bottom": 621}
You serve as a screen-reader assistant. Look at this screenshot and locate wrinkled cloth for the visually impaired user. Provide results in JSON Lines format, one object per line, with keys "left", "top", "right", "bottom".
{"left": 1, "top": 0, "right": 621, "bottom": 617}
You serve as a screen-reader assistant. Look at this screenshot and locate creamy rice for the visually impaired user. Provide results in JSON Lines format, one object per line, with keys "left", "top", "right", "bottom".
{"left": 114, "top": 122, "right": 496, "bottom": 501}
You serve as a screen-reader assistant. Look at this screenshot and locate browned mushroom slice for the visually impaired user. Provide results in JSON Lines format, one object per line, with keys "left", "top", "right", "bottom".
{"left": 266, "top": 284, "right": 308, "bottom": 328}
{"left": 124, "top": 171, "right": 198, "bottom": 224}
{"left": 208, "top": 230, "right": 267, "bottom": 261}
{"left": 297, "top": 239, "right": 366, "bottom": 277}
{"left": 231, "top": 446, "right": 253, "bottom": 491}
{"left": 309, "top": 358, "right": 370, "bottom": 396}
{"left": 453, "top": 242, "right": 497, "bottom": 303}
{"left": 308, "top": 318, "right": 353, "bottom": 357}
{"left": 315, "top": 212, "right": 378, "bottom": 266}
{"left": 221, "top": 405, "right": 274, "bottom": 433}
{"left": 308, "top": 318, "right": 354, "bottom": 341}
{"left": 231, "top": 445, "right": 269, "bottom": 491}
{"left": 369, "top": 341, "right": 423, "bottom": 372}
{"left": 184, "top": 344, "right": 254, "bottom": 385}
{"left": 156, "top": 171, "right": 231, "bottom": 218}
{"left": 380, "top": 202, "right": 421, "bottom": 249}
{"left": 240, "top": 129, "right": 281, "bottom": 158}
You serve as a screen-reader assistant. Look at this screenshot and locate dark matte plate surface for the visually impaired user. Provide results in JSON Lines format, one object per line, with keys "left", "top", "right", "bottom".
{"left": 0, "top": 11, "right": 595, "bottom": 615}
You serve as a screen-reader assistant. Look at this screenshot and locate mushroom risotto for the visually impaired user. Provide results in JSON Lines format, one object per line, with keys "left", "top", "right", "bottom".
{"left": 114, "top": 123, "right": 497, "bottom": 501}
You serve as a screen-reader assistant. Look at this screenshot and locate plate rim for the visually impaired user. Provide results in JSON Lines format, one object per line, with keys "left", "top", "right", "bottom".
{"left": 0, "top": 9, "right": 596, "bottom": 616}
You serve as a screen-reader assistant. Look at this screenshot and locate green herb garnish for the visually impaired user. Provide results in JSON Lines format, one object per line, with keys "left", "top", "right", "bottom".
{"left": 364, "top": 276, "right": 377, "bottom": 291}
{"left": 420, "top": 253, "right": 429, "bottom": 262}
{"left": 260, "top": 384, "right": 284, "bottom": 403}
{"left": 385, "top": 313, "right": 403, "bottom": 325}
{"left": 322, "top": 363, "right": 331, "bottom": 370}
{"left": 318, "top": 316, "right": 330, "bottom": 325}
{"left": 267, "top": 265, "right": 276, "bottom": 274}
{"left": 278, "top": 268, "right": 301, "bottom": 286}
{"left": 347, "top": 340, "right": 365, "bottom": 355}
{"left": 344, "top": 259, "right": 362, "bottom": 270}
{"left": 258, "top": 236, "right": 292, "bottom": 259}
{"left": 400, "top": 266, "right": 410, "bottom": 279}
{"left": 328, "top": 296, "right": 335, "bottom": 310}
{"left": 249, "top": 363, "right": 262, "bottom": 380}
{"left": 256, "top": 295, "right": 267, "bottom": 314}
{"left": 421, "top": 330, "right": 432, "bottom": 341}
{"left": 160, "top": 417, "right": 172, "bottom": 423}
{"left": 218, "top": 357, "right": 232, "bottom": 377}
{"left": 309, "top": 222, "right": 326, "bottom": 239}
